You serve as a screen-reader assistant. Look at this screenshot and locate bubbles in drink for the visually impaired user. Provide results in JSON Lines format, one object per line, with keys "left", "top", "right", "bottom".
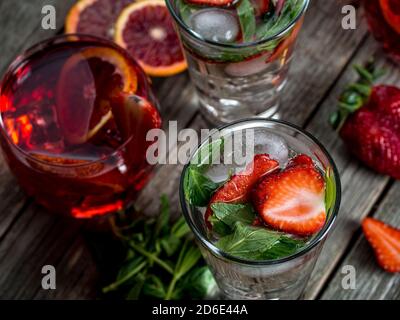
{"left": 189, "top": 8, "right": 240, "bottom": 43}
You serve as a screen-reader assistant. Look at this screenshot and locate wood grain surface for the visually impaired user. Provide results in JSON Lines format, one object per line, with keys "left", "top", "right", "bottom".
{"left": 0, "top": 0, "right": 399, "bottom": 300}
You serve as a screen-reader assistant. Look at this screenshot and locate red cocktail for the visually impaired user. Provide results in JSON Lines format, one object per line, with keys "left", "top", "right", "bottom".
{"left": 0, "top": 35, "right": 161, "bottom": 218}
{"left": 363, "top": 0, "right": 400, "bottom": 63}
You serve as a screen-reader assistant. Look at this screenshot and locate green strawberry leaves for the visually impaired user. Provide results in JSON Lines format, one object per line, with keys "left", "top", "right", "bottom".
{"left": 330, "top": 60, "right": 386, "bottom": 131}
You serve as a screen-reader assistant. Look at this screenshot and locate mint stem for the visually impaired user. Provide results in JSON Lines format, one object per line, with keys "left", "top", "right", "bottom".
{"left": 102, "top": 261, "right": 147, "bottom": 293}
{"left": 129, "top": 242, "right": 174, "bottom": 275}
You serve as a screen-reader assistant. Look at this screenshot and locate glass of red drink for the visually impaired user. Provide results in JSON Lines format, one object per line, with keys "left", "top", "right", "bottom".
{"left": 363, "top": 0, "right": 400, "bottom": 63}
{"left": 0, "top": 35, "right": 162, "bottom": 218}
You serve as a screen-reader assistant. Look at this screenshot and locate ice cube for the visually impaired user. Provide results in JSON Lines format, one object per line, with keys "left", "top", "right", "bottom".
{"left": 205, "top": 163, "right": 236, "bottom": 183}
{"left": 253, "top": 130, "right": 289, "bottom": 166}
{"left": 189, "top": 9, "right": 240, "bottom": 43}
{"left": 225, "top": 53, "right": 271, "bottom": 77}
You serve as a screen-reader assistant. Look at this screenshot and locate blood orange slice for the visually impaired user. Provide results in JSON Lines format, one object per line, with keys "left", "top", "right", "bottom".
{"left": 56, "top": 47, "right": 138, "bottom": 145}
{"left": 65, "top": 0, "right": 133, "bottom": 39}
{"left": 114, "top": 0, "right": 187, "bottom": 77}
{"left": 380, "top": 0, "right": 400, "bottom": 34}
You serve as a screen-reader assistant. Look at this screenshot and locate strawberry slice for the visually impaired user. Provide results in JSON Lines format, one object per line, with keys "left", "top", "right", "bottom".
{"left": 362, "top": 218, "right": 400, "bottom": 273}
{"left": 205, "top": 154, "right": 279, "bottom": 227}
{"left": 185, "top": 0, "right": 235, "bottom": 6}
{"left": 252, "top": 154, "right": 326, "bottom": 236}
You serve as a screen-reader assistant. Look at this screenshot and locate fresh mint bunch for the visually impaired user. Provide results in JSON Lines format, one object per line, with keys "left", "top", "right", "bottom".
{"left": 103, "top": 196, "right": 217, "bottom": 300}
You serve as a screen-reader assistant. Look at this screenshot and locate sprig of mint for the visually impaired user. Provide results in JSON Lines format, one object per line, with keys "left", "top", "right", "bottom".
{"left": 330, "top": 61, "right": 386, "bottom": 131}
{"left": 184, "top": 138, "right": 225, "bottom": 206}
{"left": 216, "top": 222, "right": 306, "bottom": 260}
{"left": 103, "top": 196, "right": 217, "bottom": 300}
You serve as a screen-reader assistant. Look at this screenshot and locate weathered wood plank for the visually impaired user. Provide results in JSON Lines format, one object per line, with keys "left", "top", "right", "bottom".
{"left": 320, "top": 182, "right": 400, "bottom": 300}
{"left": 280, "top": 0, "right": 368, "bottom": 124}
{"left": 0, "top": 0, "right": 76, "bottom": 75}
{"left": 302, "top": 36, "right": 400, "bottom": 299}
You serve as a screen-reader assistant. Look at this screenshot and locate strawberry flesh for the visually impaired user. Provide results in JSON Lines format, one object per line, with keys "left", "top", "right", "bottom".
{"left": 252, "top": 154, "right": 326, "bottom": 236}
{"left": 362, "top": 218, "right": 400, "bottom": 273}
{"left": 205, "top": 154, "right": 279, "bottom": 227}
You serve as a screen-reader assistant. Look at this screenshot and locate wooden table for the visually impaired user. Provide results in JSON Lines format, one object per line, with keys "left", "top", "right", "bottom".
{"left": 0, "top": 0, "right": 399, "bottom": 300}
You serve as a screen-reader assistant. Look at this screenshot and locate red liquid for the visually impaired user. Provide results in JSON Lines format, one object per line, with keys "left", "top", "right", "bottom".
{"left": 0, "top": 36, "right": 161, "bottom": 218}
{"left": 364, "top": 0, "right": 400, "bottom": 63}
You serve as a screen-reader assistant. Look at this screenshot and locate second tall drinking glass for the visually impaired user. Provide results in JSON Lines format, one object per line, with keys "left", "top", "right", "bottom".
{"left": 167, "top": 0, "right": 310, "bottom": 124}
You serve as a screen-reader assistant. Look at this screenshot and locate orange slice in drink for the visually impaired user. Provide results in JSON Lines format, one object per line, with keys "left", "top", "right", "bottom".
{"left": 65, "top": 0, "right": 133, "bottom": 39}
{"left": 114, "top": 0, "right": 187, "bottom": 77}
{"left": 56, "top": 46, "right": 138, "bottom": 145}
{"left": 380, "top": 0, "right": 400, "bottom": 34}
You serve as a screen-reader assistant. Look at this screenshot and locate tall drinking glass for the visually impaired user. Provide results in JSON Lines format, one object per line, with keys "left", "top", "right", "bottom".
{"left": 180, "top": 119, "right": 341, "bottom": 300}
{"left": 167, "top": 0, "right": 310, "bottom": 124}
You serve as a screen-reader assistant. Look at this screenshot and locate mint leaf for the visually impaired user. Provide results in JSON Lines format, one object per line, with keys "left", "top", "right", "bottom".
{"left": 126, "top": 273, "right": 146, "bottom": 300}
{"left": 184, "top": 138, "right": 225, "bottom": 206}
{"left": 184, "top": 166, "right": 220, "bottom": 206}
{"left": 237, "top": 0, "right": 257, "bottom": 42}
{"left": 324, "top": 167, "right": 336, "bottom": 215}
{"left": 176, "top": 0, "right": 196, "bottom": 26}
{"left": 155, "top": 195, "right": 170, "bottom": 238}
{"left": 216, "top": 222, "right": 306, "bottom": 260}
{"left": 171, "top": 216, "right": 190, "bottom": 239}
{"left": 258, "top": 236, "right": 306, "bottom": 260}
{"left": 142, "top": 275, "right": 166, "bottom": 299}
{"left": 210, "top": 203, "right": 256, "bottom": 236}
{"left": 256, "top": 0, "right": 304, "bottom": 40}
{"left": 181, "top": 266, "right": 217, "bottom": 299}
{"left": 192, "top": 138, "right": 224, "bottom": 171}
{"left": 216, "top": 222, "right": 282, "bottom": 259}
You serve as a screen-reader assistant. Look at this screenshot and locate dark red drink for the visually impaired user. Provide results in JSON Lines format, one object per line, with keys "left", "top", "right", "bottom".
{"left": 0, "top": 35, "right": 161, "bottom": 218}
{"left": 363, "top": 0, "right": 400, "bottom": 63}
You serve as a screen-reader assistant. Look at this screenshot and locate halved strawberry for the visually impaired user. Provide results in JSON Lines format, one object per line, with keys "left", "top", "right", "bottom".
{"left": 362, "top": 218, "right": 400, "bottom": 273}
{"left": 205, "top": 154, "right": 279, "bottom": 227}
{"left": 252, "top": 154, "right": 326, "bottom": 236}
{"left": 185, "top": 0, "right": 235, "bottom": 6}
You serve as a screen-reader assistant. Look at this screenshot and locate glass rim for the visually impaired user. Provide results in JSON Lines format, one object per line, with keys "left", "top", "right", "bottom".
{"left": 179, "top": 118, "right": 341, "bottom": 266}
{"left": 0, "top": 34, "right": 142, "bottom": 169}
{"left": 166, "top": 0, "right": 310, "bottom": 49}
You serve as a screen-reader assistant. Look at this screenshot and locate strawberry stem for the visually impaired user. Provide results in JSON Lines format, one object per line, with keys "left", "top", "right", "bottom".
{"left": 330, "top": 60, "right": 385, "bottom": 131}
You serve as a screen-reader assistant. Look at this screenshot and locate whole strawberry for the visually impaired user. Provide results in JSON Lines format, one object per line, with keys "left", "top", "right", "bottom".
{"left": 331, "top": 62, "right": 400, "bottom": 179}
